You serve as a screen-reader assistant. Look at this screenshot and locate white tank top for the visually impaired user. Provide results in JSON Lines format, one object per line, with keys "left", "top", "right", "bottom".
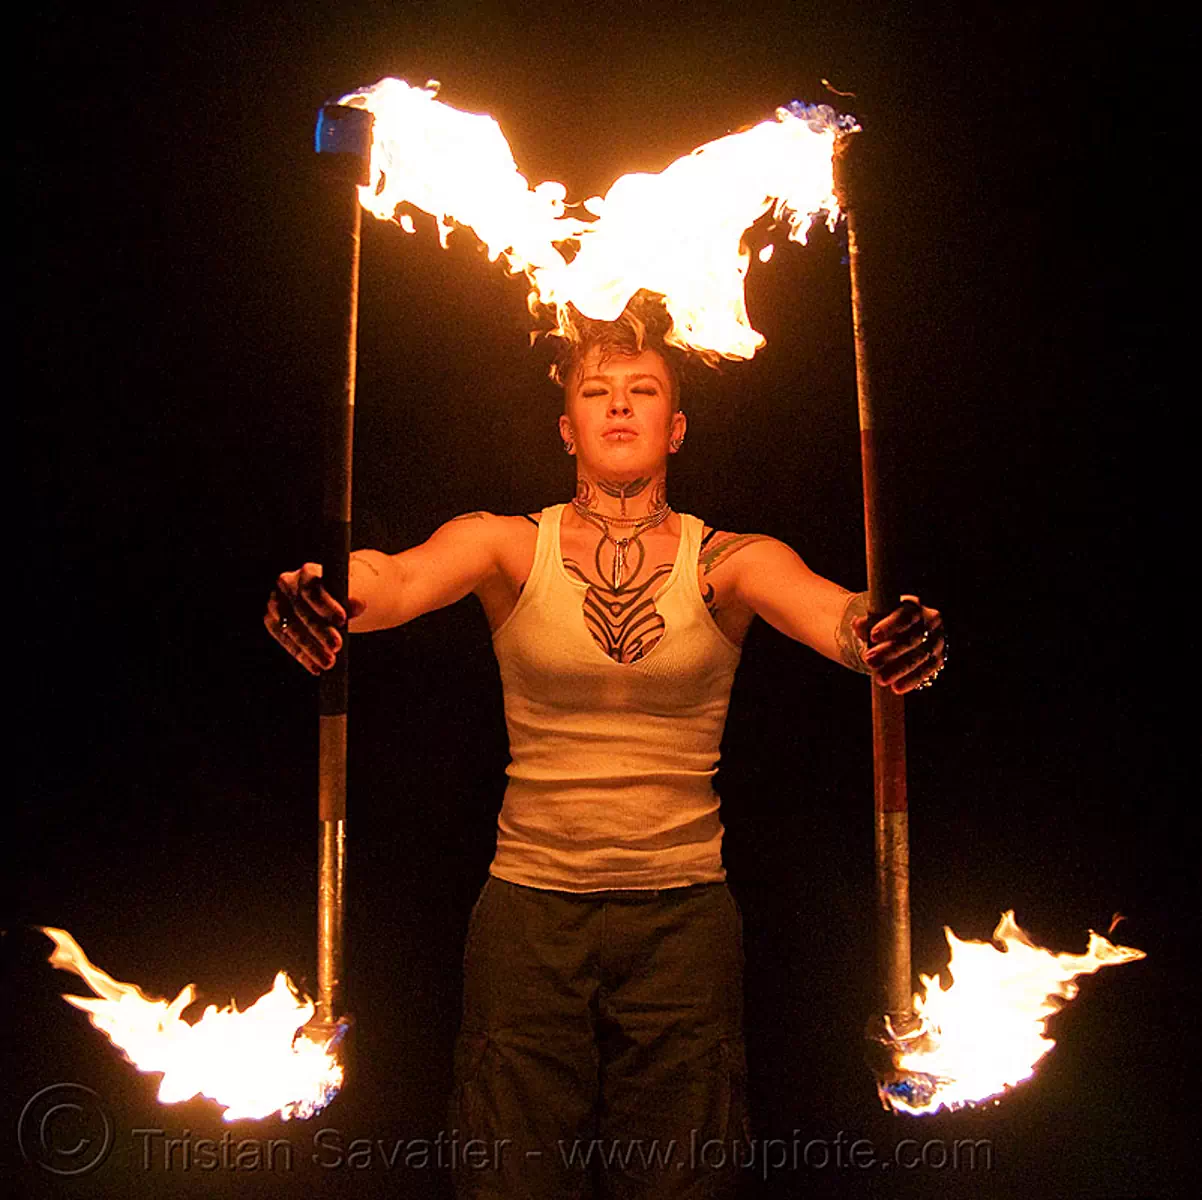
{"left": 489, "top": 503, "right": 743, "bottom": 891}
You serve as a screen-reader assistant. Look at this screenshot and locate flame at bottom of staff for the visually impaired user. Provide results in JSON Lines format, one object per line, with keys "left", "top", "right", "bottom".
{"left": 40, "top": 927, "right": 345, "bottom": 1122}
{"left": 875, "top": 911, "right": 1145, "bottom": 1116}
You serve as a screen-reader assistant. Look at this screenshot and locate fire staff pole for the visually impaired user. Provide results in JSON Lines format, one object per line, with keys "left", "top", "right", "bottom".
{"left": 312, "top": 102, "right": 373, "bottom": 1030}
{"left": 833, "top": 131, "right": 916, "bottom": 1034}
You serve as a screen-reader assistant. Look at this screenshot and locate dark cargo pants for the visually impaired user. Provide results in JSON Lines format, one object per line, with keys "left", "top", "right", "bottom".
{"left": 448, "top": 875, "right": 751, "bottom": 1199}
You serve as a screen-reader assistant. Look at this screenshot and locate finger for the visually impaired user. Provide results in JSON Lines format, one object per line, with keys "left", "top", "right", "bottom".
{"left": 289, "top": 614, "right": 339, "bottom": 670}
{"left": 266, "top": 602, "right": 324, "bottom": 674}
{"left": 890, "top": 652, "right": 943, "bottom": 695}
{"left": 927, "top": 627, "right": 946, "bottom": 662}
{"left": 278, "top": 570, "right": 342, "bottom": 657}
{"left": 864, "top": 622, "right": 931, "bottom": 669}
{"left": 268, "top": 587, "right": 338, "bottom": 671}
{"left": 880, "top": 629, "right": 946, "bottom": 691}
{"left": 869, "top": 599, "right": 923, "bottom": 644}
{"left": 872, "top": 638, "right": 936, "bottom": 687}
{"left": 265, "top": 604, "right": 320, "bottom": 674}
{"left": 298, "top": 564, "right": 349, "bottom": 627}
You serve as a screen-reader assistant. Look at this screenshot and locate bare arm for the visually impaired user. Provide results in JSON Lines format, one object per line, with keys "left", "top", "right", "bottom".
{"left": 722, "top": 536, "right": 946, "bottom": 693}
{"left": 265, "top": 512, "right": 503, "bottom": 673}
{"left": 346, "top": 512, "right": 501, "bottom": 632}
{"left": 723, "top": 536, "right": 871, "bottom": 671}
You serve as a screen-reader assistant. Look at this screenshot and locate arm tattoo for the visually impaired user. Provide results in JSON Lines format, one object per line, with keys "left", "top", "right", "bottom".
{"left": 450, "top": 511, "right": 487, "bottom": 522}
{"left": 698, "top": 532, "right": 772, "bottom": 575}
{"left": 835, "top": 591, "right": 871, "bottom": 673}
{"left": 350, "top": 553, "right": 380, "bottom": 577}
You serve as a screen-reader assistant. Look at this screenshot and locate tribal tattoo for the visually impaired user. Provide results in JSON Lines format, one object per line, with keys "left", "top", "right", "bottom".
{"left": 563, "top": 530, "right": 672, "bottom": 664}
{"left": 835, "top": 590, "right": 871, "bottom": 673}
{"left": 698, "top": 531, "right": 772, "bottom": 575}
{"left": 596, "top": 475, "right": 653, "bottom": 516}
{"left": 696, "top": 529, "right": 770, "bottom": 628}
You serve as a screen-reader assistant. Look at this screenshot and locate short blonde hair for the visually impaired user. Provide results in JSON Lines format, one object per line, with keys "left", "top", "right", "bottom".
{"left": 550, "top": 295, "right": 681, "bottom": 409}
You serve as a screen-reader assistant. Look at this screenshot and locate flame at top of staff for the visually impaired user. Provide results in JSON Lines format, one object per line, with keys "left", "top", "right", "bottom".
{"left": 336, "top": 78, "right": 856, "bottom": 360}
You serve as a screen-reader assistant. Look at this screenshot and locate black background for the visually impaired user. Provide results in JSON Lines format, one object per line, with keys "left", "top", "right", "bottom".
{"left": 8, "top": 2, "right": 1189, "bottom": 1197}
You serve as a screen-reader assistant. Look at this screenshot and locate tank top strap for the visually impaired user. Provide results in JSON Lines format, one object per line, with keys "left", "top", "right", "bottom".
{"left": 679, "top": 512, "right": 703, "bottom": 566}
{"left": 522, "top": 503, "right": 566, "bottom": 600}
{"left": 674, "top": 512, "right": 709, "bottom": 615}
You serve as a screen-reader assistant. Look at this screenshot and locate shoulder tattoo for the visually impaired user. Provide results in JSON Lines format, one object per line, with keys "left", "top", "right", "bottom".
{"left": 698, "top": 531, "right": 773, "bottom": 575}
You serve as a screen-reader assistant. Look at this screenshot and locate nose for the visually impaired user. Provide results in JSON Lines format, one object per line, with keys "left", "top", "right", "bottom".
{"left": 607, "top": 391, "right": 633, "bottom": 417}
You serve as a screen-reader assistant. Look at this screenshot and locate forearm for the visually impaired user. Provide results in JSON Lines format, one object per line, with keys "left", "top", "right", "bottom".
{"left": 347, "top": 550, "right": 407, "bottom": 632}
{"left": 345, "top": 515, "right": 502, "bottom": 634}
{"left": 762, "top": 577, "right": 871, "bottom": 672}
{"left": 733, "top": 539, "right": 870, "bottom": 672}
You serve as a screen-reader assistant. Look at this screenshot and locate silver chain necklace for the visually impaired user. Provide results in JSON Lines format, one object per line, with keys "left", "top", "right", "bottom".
{"left": 570, "top": 499, "right": 672, "bottom": 591}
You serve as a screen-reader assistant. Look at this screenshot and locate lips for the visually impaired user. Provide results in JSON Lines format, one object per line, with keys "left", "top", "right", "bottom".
{"left": 602, "top": 427, "right": 637, "bottom": 441}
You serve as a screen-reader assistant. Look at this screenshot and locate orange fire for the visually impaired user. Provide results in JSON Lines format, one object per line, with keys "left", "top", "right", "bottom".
{"left": 41, "top": 928, "right": 343, "bottom": 1121}
{"left": 337, "top": 77, "right": 853, "bottom": 360}
{"left": 40, "top": 88, "right": 1143, "bottom": 1124}
{"left": 880, "top": 912, "right": 1145, "bottom": 1115}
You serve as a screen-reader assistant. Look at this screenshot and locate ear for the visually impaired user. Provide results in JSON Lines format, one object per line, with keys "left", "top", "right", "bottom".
{"left": 670, "top": 409, "right": 687, "bottom": 443}
{"left": 558, "top": 413, "right": 575, "bottom": 451}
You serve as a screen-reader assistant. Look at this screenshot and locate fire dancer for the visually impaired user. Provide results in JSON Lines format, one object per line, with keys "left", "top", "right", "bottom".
{"left": 265, "top": 307, "right": 945, "bottom": 1198}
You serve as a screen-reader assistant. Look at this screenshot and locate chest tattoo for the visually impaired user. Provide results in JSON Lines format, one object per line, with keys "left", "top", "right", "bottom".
{"left": 563, "top": 533, "right": 673, "bottom": 664}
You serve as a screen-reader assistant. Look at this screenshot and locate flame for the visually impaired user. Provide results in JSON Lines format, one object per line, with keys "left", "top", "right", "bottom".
{"left": 41, "top": 927, "right": 343, "bottom": 1121}
{"left": 337, "top": 78, "right": 855, "bottom": 359}
{"left": 880, "top": 911, "right": 1145, "bottom": 1115}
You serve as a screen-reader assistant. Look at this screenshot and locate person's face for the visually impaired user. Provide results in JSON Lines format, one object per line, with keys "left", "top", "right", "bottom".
{"left": 559, "top": 347, "right": 685, "bottom": 479}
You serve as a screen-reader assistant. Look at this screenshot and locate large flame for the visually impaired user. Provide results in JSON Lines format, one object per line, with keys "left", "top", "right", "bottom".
{"left": 880, "top": 912, "right": 1145, "bottom": 1115}
{"left": 41, "top": 927, "right": 343, "bottom": 1121}
{"left": 337, "top": 78, "right": 855, "bottom": 359}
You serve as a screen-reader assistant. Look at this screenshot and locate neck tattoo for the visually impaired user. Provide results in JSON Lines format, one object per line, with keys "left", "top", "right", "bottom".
{"left": 597, "top": 476, "right": 652, "bottom": 517}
